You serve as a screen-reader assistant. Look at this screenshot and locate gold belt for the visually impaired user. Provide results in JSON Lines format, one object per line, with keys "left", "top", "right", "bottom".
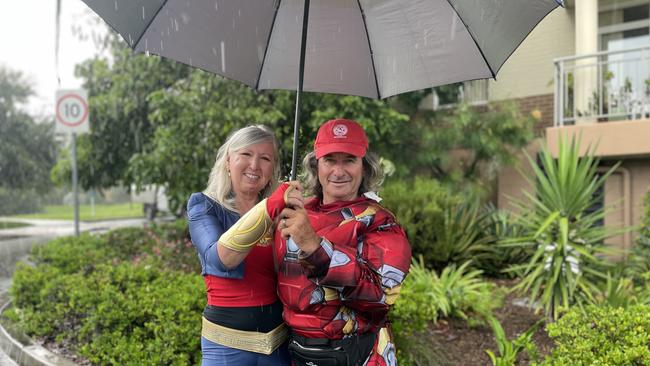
{"left": 201, "top": 317, "right": 289, "bottom": 355}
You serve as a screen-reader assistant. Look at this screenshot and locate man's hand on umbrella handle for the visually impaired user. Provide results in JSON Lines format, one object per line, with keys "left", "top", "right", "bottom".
{"left": 278, "top": 207, "right": 320, "bottom": 255}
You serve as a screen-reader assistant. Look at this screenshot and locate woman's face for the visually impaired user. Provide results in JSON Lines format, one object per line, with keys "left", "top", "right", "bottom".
{"left": 227, "top": 142, "right": 276, "bottom": 198}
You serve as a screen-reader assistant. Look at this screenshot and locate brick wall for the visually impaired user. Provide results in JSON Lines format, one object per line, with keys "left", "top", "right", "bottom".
{"left": 514, "top": 93, "right": 555, "bottom": 134}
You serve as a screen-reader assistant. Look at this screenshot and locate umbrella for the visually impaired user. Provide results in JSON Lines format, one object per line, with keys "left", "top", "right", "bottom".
{"left": 80, "top": 0, "right": 564, "bottom": 179}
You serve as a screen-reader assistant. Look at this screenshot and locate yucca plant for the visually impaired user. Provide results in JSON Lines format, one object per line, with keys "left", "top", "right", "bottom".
{"left": 505, "top": 135, "right": 620, "bottom": 320}
{"left": 476, "top": 206, "right": 533, "bottom": 277}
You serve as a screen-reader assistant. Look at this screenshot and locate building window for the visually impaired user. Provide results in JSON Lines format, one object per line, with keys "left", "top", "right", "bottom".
{"left": 432, "top": 80, "right": 489, "bottom": 110}
{"left": 599, "top": 2, "right": 650, "bottom": 103}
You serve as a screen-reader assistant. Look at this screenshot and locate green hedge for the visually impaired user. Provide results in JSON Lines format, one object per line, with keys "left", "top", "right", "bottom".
{"left": 540, "top": 305, "right": 650, "bottom": 365}
{"left": 9, "top": 221, "right": 205, "bottom": 365}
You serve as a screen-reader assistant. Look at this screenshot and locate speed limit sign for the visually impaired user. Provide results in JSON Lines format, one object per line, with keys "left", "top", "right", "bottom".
{"left": 55, "top": 89, "right": 89, "bottom": 134}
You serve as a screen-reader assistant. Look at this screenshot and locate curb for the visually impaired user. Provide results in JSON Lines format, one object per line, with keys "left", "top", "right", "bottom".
{"left": 0, "top": 293, "right": 78, "bottom": 366}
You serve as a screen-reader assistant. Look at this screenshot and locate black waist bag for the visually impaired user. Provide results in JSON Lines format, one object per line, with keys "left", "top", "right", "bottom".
{"left": 288, "top": 332, "right": 377, "bottom": 366}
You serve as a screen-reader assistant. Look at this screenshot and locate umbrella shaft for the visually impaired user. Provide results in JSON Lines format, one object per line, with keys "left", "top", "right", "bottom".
{"left": 291, "top": 0, "right": 310, "bottom": 181}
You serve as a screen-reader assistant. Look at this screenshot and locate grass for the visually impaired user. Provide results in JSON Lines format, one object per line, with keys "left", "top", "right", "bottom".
{"left": 11, "top": 203, "right": 144, "bottom": 221}
{"left": 0, "top": 221, "right": 31, "bottom": 229}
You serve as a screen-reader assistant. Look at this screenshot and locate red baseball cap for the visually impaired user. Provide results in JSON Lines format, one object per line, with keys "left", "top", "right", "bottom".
{"left": 314, "top": 119, "right": 369, "bottom": 159}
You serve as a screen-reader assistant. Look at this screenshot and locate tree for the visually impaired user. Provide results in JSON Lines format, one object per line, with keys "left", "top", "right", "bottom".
{"left": 0, "top": 67, "right": 57, "bottom": 214}
{"left": 388, "top": 101, "right": 536, "bottom": 196}
{"left": 50, "top": 40, "right": 191, "bottom": 191}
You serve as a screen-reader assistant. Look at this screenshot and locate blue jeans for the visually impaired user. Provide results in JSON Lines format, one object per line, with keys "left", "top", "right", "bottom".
{"left": 201, "top": 337, "right": 291, "bottom": 366}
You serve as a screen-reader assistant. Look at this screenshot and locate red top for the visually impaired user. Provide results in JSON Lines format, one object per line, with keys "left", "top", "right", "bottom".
{"left": 204, "top": 241, "right": 277, "bottom": 307}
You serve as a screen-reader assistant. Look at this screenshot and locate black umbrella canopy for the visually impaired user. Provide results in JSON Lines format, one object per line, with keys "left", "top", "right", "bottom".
{"left": 81, "top": 0, "right": 563, "bottom": 178}
{"left": 80, "top": 0, "right": 563, "bottom": 99}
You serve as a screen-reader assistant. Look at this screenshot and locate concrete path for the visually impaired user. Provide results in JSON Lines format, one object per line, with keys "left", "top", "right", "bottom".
{"left": 0, "top": 351, "right": 18, "bottom": 366}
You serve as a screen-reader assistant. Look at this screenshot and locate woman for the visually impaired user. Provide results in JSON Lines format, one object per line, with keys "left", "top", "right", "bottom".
{"left": 187, "top": 125, "right": 290, "bottom": 366}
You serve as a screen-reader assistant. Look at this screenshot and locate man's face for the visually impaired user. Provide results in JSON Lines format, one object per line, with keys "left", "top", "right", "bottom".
{"left": 317, "top": 152, "right": 363, "bottom": 204}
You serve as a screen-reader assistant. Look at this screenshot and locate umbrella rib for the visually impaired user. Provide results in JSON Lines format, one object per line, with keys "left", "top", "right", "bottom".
{"left": 254, "top": 0, "right": 283, "bottom": 90}
{"left": 444, "top": 0, "right": 495, "bottom": 79}
{"left": 356, "top": 0, "right": 381, "bottom": 99}
{"left": 132, "top": 0, "right": 170, "bottom": 51}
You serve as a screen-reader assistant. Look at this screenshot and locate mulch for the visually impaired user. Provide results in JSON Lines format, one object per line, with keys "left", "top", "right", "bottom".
{"left": 420, "top": 280, "right": 556, "bottom": 366}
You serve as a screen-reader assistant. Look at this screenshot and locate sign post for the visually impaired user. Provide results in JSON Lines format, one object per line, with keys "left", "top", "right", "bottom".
{"left": 55, "top": 89, "right": 89, "bottom": 236}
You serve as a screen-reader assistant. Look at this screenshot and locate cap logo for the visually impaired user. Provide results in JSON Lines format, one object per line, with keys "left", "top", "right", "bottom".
{"left": 332, "top": 124, "right": 348, "bottom": 138}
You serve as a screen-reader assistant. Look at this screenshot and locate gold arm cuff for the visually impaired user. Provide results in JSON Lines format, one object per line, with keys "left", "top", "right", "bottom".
{"left": 219, "top": 198, "right": 273, "bottom": 252}
{"left": 201, "top": 317, "right": 289, "bottom": 355}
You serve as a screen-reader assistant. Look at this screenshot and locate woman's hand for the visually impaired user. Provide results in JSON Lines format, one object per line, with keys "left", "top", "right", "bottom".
{"left": 284, "top": 181, "right": 305, "bottom": 209}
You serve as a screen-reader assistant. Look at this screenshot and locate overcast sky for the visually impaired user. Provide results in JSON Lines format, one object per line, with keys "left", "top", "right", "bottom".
{"left": 0, "top": 0, "right": 105, "bottom": 117}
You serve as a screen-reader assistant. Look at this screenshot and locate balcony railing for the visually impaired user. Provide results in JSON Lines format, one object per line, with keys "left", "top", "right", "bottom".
{"left": 554, "top": 46, "right": 650, "bottom": 126}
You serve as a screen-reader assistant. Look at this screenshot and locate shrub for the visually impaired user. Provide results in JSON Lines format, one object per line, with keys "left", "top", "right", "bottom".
{"left": 28, "top": 221, "right": 199, "bottom": 275}
{"left": 10, "top": 221, "right": 205, "bottom": 365}
{"left": 540, "top": 305, "right": 650, "bottom": 365}
{"left": 382, "top": 177, "right": 489, "bottom": 270}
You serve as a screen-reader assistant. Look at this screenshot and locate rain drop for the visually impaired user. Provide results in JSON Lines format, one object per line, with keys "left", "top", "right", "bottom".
{"left": 450, "top": 15, "right": 457, "bottom": 40}
{"left": 238, "top": 9, "right": 241, "bottom": 17}
{"left": 214, "top": 1, "right": 218, "bottom": 12}
{"left": 212, "top": 47, "right": 217, "bottom": 56}
{"left": 339, "top": 68, "right": 343, "bottom": 81}
{"left": 142, "top": 6, "right": 145, "bottom": 20}
{"left": 114, "top": 1, "right": 118, "bottom": 11}
{"left": 220, "top": 41, "right": 226, "bottom": 72}
{"left": 160, "top": 40, "right": 164, "bottom": 51}
{"left": 128, "top": 33, "right": 133, "bottom": 44}
{"left": 181, "top": 13, "right": 190, "bottom": 24}
{"left": 174, "top": 19, "right": 179, "bottom": 32}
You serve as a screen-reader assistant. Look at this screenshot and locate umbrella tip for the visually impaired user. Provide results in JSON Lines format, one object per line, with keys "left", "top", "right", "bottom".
{"left": 555, "top": 0, "right": 565, "bottom": 7}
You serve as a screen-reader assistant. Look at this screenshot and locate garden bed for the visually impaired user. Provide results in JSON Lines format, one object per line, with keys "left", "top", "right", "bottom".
{"left": 426, "top": 284, "right": 554, "bottom": 365}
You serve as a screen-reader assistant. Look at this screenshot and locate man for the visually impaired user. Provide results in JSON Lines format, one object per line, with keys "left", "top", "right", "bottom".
{"left": 271, "top": 119, "right": 412, "bottom": 366}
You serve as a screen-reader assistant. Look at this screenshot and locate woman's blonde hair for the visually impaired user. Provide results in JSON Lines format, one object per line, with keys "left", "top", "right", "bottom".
{"left": 301, "top": 150, "right": 384, "bottom": 200}
{"left": 203, "top": 125, "right": 280, "bottom": 212}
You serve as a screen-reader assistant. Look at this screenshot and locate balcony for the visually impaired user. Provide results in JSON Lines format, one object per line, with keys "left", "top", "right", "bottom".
{"left": 548, "top": 46, "right": 650, "bottom": 158}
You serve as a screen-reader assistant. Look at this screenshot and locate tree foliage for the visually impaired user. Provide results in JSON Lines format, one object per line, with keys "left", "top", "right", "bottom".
{"left": 50, "top": 43, "right": 192, "bottom": 190}
{"left": 0, "top": 67, "right": 56, "bottom": 192}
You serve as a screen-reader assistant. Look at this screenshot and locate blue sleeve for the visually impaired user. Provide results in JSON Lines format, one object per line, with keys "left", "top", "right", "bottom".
{"left": 187, "top": 193, "right": 244, "bottom": 279}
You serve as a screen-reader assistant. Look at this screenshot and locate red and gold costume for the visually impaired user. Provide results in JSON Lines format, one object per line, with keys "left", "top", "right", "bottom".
{"left": 267, "top": 184, "right": 412, "bottom": 365}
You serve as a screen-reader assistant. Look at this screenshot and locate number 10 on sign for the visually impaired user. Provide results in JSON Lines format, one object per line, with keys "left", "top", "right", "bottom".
{"left": 55, "top": 89, "right": 89, "bottom": 134}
